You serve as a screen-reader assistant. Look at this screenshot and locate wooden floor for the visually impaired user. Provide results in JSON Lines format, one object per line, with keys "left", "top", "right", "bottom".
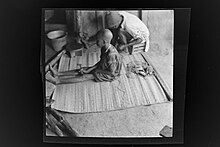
{"left": 51, "top": 48, "right": 170, "bottom": 113}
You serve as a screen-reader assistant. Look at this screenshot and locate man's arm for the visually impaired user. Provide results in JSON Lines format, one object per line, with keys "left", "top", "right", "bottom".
{"left": 80, "top": 64, "right": 98, "bottom": 74}
{"left": 119, "top": 37, "right": 143, "bottom": 50}
{"left": 117, "top": 29, "right": 143, "bottom": 50}
{"left": 80, "top": 32, "right": 98, "bottom": 48}
{"left": 80, "top": 57, "right": 101, "bottom": 74}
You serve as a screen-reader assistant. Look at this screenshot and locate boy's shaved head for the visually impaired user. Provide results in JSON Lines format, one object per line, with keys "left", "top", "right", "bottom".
{"left": 97, "top": 29, "right": 113, "bottom": 43}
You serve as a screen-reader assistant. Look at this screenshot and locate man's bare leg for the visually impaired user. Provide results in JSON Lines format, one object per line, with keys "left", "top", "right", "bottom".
{"left": 49, "top": 65, "right": 80, "bottom": 78}
{"left": 57, "top": 74, "right": 95, "bottom": 84}
{"left": 46, "top": 72, "right": 95, "bottom": 85}
{"left": 46, "top": 72, "right": 57, "bottom": 85}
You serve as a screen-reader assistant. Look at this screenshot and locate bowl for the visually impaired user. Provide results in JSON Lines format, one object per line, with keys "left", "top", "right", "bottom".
{"left": 47, "top": 30, "right": 67, "bottom": 40}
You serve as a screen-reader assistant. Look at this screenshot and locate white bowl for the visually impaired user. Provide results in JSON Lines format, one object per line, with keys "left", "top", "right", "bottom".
{"left": 47, "top": 30, "right": 66, "bottom": 40}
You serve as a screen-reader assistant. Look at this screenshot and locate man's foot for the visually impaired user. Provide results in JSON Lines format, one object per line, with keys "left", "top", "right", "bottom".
{"left": 49, "top": 65, "right": 59, "bottom": 77}
{"left": 46, "top": 73, "right": 58, "bottom": 85}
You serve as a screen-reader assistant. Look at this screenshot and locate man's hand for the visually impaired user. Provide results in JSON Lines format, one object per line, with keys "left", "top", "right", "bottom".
{"left": 79, "top": 67, "right": 88, "bottom": 74}
{"left": 79, "top": 66, "right": 97, "bottom": 74}
{"left": 79, "top": 32, "right": 90, "bottom": 41}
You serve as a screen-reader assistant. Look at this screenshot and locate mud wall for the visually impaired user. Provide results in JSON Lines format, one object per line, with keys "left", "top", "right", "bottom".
{"left": 142, "top": 10, "right": 174, "bottom": 56}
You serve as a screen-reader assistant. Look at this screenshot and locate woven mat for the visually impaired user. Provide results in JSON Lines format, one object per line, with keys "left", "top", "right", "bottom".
{"left": 51, "top": 50, "right": 170, "bottom": 113}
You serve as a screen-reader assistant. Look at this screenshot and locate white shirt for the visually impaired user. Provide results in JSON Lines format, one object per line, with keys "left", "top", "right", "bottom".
{"left": 118, "top": 11, "right": 150, "bottom": 51}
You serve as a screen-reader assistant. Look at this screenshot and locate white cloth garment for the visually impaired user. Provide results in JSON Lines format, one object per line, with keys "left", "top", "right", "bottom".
{"left": 118, "top": 11, "right": 150, "bottom": 52}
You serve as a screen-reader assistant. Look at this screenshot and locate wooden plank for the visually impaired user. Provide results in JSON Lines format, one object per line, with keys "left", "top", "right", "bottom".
{"left": 110, "top": 81, "right": 119, "bottom": 109}
{"left": 146, "top": 77, "right": 162, "bottom": 103}
{"left": 122, "top": 55, "right": 139, "bottom": 106}
{"left": 83, "top": 51, "right": 89, "bottom": 67}
{"left": 78, "top": 82, "right": 84, "bottom": 113}
{"left": 132, "top": 53, "right": 150, "bottom": 105}
{"left": 58, "top": 54, "right": 70, "bottom": 72}
{"left": 75, "top": 83, "right": 81, "bottom": 112}
{"left": 133, "top": 53, "right": 157, "bottom": 104}
{"left": 76, "top": 56, "right": 83, "bottom": 69}
{"left": 69, "top": 56, "right": 78, "bottom": 70}
{"left": 88, "top": 81, "right": 96, "bottom": 112}
{"left": 114, "top": 80, "right": 124, "bottom": 109}
{"left": 93, "top": 82, "right": 101, "bottom": 112}
{"left": 45, "top": 80, "right": 56, "bottom": 97}
{"left": 122, "top": 55, "right": 135, "bottom": 106}
{"left": 79, "top": 82, "right": 86, "bottom": 112}
{"left": 57, "top": 86, "right": 64, "bottom": 109}
{"left": 134, "top": 52, "right": 170, "bottom": 103}
{"left": 99, "top": 82, "right": 110, "bottom": 111}
{"left": 105, "top": 82, "right": 110, "bottom": 111}
{"left": 111, "top": 80, "right": 122, "bottom": 108}
{"left": 87, "top": 52, "right": 92, "bottom": 67}
{"left": 91, "top": 51, "right": 100, "bottom": 67}
{"left": 67, "top": 84, "right": 76, "bottom": 112}
{"left": 120, "top": 77, "right": 130, "bottom": 108}
{"left": 82, "top": 50, "right": 88, "bottom": 67}
{"left": 92, "top": 52, "right": 98, "bottom": 66}
{"left": 128, "top": 55, "right": 147, "bottom": 105}
{"left": 143, "top": 77, "right": 157, "bottom": 104}
{"left": 84, "top": 81, "right": 92, "bottom": 112}
{"left": 89, "top": 81, "right": 96, "bottom": 112}
{"left": 136, "top": 76, "right": 151, "bottom": 105}
{"left": 107, "top": 82, "right": 114, "bottom": 110}
{"left": 63, "top": 84, "right": 69, "bottom": 111}
{"left": 63, "top": 54, "right": 70, "bottom": 72}
{"left": 87, "top": 81, "right": 96, "bottom": 112}
{"left": 140, "top": 52, "right": 173, "bottom": 100}
{"left": 96, "top": 51, "right": 101, "bottom": 61}
{"left": 123, "top": 75, "right": 136, "bottom": 106}
{"left": 52, "top": 85, "right": 65, "bottom": 110}
{"left": 152, "top": 76, "right": 167, "bottom": 102}
{"left": 83, "top": 81, "right": 89, "bottom": 112}
{"left": 118, "top": 75, "right": 133, "bottom": 107}
{"left": 133, "top": 53, "right": 164, "bottom": 104}
{"left": 107, "top": 83, "right": 113, "bottom": 110}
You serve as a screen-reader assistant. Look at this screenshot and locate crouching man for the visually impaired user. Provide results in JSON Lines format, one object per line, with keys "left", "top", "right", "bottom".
{"left": 82, "top": 11, "right": 150, "bottom": 54}
{"left": 105, "top": 11, "right": 150, "bottom": 54}
{"left": 46, "top": 29, "right": 122, "bottom": 85}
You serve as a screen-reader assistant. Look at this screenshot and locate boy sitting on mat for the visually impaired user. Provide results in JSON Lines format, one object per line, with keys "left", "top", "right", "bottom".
{"left": 46, "top": 29, "right": 122, "bottom": 85}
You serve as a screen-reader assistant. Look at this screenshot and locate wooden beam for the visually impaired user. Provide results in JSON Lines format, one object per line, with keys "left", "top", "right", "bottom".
{"left": 45, "top": 49, "right": 66, "bottom": 72}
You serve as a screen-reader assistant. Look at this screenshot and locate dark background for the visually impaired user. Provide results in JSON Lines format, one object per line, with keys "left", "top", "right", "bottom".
{"left": 1, "top": 0, "right": 219, "bottom": 147}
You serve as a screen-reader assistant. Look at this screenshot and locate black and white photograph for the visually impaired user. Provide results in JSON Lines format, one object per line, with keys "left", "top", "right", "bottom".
{"left": 3, "top": 0, "right": 220, "bottom": 145}
{"left": 43, "top": 9, "right": 175, "bottom": 139}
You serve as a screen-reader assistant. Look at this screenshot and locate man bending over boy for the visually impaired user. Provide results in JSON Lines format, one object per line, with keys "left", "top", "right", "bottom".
{"left": 46, "top": 29, "right": 122, "bottom": 85}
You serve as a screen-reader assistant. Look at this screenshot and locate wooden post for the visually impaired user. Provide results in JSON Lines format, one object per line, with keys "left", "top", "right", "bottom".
{"left": 66, "top": 10, "right": 81, "bottom": 37}
{"left": 139, "top": 10, "right": 142, "bottom": 20}
{"left": 102, "top": 11, "right": 106, "bottom": 29}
